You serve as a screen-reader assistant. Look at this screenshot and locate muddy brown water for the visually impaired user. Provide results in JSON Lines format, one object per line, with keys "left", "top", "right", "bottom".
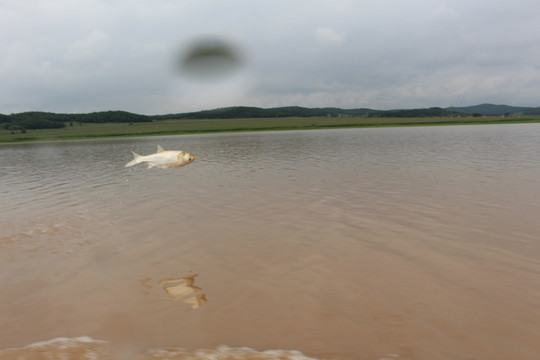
{"left": 1, "top": 125, "right": 540, "bottom": 360}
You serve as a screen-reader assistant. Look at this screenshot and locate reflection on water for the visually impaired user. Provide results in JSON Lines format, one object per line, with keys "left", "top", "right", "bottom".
{"left": 1, "top": 125, "right": 540, "bottom": 360}
{"left": 139, "top": 275, "right": 208, "bottom": 309}
{"left": 140, "top": 277, "right": 153, "bottom": 295}
{"left": 160, "top": 274, "right": 207, "bottom": 309}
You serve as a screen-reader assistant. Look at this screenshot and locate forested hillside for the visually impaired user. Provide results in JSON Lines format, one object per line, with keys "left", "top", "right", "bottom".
{"left": 1, "top": 104, "right": 537, "bottom": 131}
{"left": 447, "top": 103, "right": 535, "bottom": 116}
{"left": 0, "top": 111, "right": 151, "bottom": 131}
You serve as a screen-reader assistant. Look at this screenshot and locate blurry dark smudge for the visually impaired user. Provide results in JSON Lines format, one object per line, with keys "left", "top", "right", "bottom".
{"left": 179, "top": 37, "right": 243, "bottom": 81}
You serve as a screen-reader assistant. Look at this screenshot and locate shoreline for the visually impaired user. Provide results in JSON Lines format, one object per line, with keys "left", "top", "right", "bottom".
{"left": 1, "top": 117, "right": 539, "bottom": 144}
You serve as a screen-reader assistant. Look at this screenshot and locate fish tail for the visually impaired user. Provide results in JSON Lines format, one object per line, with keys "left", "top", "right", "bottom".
{"left": 125, "top": 151, "right": 141, "bottom": 167}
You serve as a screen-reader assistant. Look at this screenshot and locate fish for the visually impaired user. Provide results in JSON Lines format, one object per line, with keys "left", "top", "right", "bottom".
{"left": 125, "top": 145, "right": 196, "bottom": 169}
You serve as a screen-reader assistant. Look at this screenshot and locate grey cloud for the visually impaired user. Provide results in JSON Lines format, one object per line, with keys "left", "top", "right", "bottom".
{"left": 1, "top": 0, "right": 540, "bottom": 114}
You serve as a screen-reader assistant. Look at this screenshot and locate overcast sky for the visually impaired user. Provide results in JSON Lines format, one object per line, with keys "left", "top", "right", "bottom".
{"left": 2, "top": 0, "right": 540, "bottom": 115}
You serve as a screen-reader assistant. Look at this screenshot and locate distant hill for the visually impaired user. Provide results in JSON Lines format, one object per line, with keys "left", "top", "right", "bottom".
{"left": 155, "top": 106, "right": 461, "bottom": 119}
{"left": 2, "top": 104, "right": 539, "bottom": 130}
{"left": 446, "top": 103, "right": 534, "bottom": 116}
{"left": 372, "top": 107, "right": 458, "bottom": 118}
{"left": 1, "top": 110, "right": 152, "bottom": 131}
{"left": 521, "top": 107, "right": 540, "bottom": 115}
{"left": 155, "top": 106, "right": 376, "bottom": 120}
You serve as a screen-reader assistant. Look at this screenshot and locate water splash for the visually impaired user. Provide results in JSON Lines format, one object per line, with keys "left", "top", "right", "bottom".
{"left": 0, "top": 338, "right": 322, "bottom": 360}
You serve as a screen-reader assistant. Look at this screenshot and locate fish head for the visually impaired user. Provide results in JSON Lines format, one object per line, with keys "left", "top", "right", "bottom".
{"left": 179, "top": 151, "right": 196, "bottom": 165}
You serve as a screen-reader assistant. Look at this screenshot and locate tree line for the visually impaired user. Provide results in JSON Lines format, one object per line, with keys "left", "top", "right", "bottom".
{"left": 1, "top": 111, "right": 152, "bottom": 131}
{"left": 3, "top": 105, "right": 519, "bottom": 131}
{"left": 155, "top": 106, "right": 457, "bottom": 120}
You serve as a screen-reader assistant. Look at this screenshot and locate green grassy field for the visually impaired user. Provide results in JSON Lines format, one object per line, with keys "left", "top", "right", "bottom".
{"left": 2, "top": 116, "right": 540, "bottom": 143}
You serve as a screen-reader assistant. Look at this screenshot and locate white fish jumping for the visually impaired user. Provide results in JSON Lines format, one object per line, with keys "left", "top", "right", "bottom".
{"left": 125, "top": 145, "right": 196, "bottom": 169}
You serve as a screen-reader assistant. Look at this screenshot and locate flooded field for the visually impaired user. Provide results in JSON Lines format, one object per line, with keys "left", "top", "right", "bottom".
{"left": 1, "top": 125, "right": 540, "bottom": 360}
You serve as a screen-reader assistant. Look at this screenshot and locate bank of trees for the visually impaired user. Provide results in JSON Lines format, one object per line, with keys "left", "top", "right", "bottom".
{"left": 1, "top": 111, "right": 152, "bottom": 131}
{"left": 155, "top": 106, "right": 458, "bottom": 119}
{"left": 158, "top": 106, "right": 376, "bottom": 119}
{"left": 5, "top": 105, "right": 525, "bottom": 132}
{"left": 371, "top": 107, "right": 457, "bottom": 118}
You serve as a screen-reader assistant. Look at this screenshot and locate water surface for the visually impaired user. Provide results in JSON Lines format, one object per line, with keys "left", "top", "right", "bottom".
{"left": 1, "top": 124, "right": 540, "bottom": 360}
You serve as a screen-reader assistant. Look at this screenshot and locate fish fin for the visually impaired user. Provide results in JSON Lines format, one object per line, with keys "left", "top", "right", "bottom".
{"left": 125, "top": 151, "right": 141, "bottom": 167}
{"left": 157, "top": 145, "right": 165, "bottom": 153}
{"left": 147, "top": 163, "right": 156, "bottom": 169}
